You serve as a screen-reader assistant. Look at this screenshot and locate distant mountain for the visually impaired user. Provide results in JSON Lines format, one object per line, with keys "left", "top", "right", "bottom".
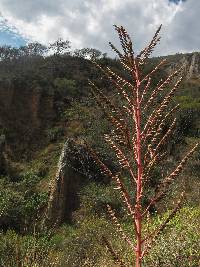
{"left": 161, "top": 52, "right": 200, "bottom": 79}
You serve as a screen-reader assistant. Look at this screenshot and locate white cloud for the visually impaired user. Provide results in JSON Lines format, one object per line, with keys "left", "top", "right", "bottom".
{"left": 163, "top": 0, "right": 200, "bottom": 54}
{"left": 0, "top": 0, "right": 198, "bottom": 56}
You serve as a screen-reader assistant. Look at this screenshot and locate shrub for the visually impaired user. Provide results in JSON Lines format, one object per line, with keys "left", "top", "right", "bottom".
{"left": 0, "top": 230, "right": 62, "bottom": 267}
{"left": 60, "top": 206, "right": 200, "bottom": 266}
{"left": 143, "top": 207, "right": 200, "bottom": 267}
{"left": 46, "top": 127, "right": 64, "bottom": 142}
{"left": 0, "top": 172, "right": 48, "bottom": 230}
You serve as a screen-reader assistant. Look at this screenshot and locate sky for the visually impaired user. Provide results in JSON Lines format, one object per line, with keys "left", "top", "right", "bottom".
{"left": 0, "top": 0, "right": 198, "bottom": 56}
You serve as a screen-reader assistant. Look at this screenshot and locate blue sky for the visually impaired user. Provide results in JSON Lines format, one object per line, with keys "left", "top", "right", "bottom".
{"left": 0, "top": 17, "right": 26, "bottom": 47}
{"left": 0, "top": 29, "right": 26, "bottom": 47}
{"left": 0, "top": 0, "right": 198, "bottom": 56}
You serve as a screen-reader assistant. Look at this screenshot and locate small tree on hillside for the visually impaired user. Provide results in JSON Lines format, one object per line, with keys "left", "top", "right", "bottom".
{"left": 89, "top": 25, "right": 199, "bottom": 267}
{"left": 49, "top": 38, "right": 71, "bottom": 55}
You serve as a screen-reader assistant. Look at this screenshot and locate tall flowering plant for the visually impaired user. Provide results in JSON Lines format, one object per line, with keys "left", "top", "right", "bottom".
{"left": 89, "top": 25, "right": 199, "bottom": 267}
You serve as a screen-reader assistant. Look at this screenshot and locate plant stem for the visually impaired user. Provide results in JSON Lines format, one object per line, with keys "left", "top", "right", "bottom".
{"left": 135, "top": 75, "right": 142, "bottom": 267}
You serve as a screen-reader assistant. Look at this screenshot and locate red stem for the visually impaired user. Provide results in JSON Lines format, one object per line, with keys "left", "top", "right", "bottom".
{"left": 134, "top": 64, "right": 143, "bottom": 267}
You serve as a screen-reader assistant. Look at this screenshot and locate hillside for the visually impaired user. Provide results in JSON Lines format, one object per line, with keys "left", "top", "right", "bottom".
{"left": 0, "top": 46, "right": 199, "bottom": 266}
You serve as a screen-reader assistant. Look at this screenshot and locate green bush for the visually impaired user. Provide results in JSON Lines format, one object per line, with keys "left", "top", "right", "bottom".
{"left": 78, "top": 182, "right": 123, "bottom": 218}
{"left": 61, "top": 206, "right": 200, "bottom": 266}
{"left": 54, "top": 78, "right": 77, "bottom": 97}
{"left": 143, "top": 207, "right": 200, "bottom": 267}
{"left": 59, "top": 217, "right": 125, "bottom": 267}
{"left": 0, "top": 230, "right": 62, "bottom": 267}
{"left": 46, "top": 127, "right": 64, "bottom": 142}
{"left": 0, "top": 172, "right": 48, "bottom": 230}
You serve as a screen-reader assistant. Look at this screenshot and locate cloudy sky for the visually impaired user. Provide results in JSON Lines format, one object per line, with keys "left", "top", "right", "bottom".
{"left": 0, "top": 0, "right": 198, "bottom": 56}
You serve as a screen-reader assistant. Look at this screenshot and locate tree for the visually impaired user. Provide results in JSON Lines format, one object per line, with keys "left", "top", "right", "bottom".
{"left": 89, "top": 25, "right": 199, "bottom": 267}
{"left": 73, "top": 48, "right": 102, "bottom": 60}
{"left": 19, "top": 42, "right": 47, "bottom": 57}
{"left": 0, "top": 45, "right": 20, "bottom": 61}
{"left": 49, "top": 38, "right": 71, "bottom": 55}
{"left": 53, "top": 78, "right": 76, "bottom": 97}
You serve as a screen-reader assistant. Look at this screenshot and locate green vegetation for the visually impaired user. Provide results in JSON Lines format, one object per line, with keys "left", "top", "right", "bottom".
{"left": 0, "top": 171, "right": 48, "bottom": 231}
{"left": 0, "top": 42, "right": 199, "bottom": 266}
{"left": 1, "top": 205, "right": 199, "bottom": 266}
{"left": 0, "top": 230, "right": 62, "bottom": 267}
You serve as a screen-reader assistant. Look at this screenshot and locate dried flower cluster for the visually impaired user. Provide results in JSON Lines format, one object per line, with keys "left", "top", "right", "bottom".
{"left": 89, "top": 25, "right": 199, "bottom": 267}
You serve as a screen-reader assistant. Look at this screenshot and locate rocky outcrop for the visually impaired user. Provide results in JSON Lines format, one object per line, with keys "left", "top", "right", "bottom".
{"left": 187, "top": 53, "right": 200, "bottom": 78}
{"left": 0, "top": 81, "right": 56, "bottom": 156}
{"left": 165, "top": 52, "right": 200, "bottom": 79}
{"left": 46, "top": 138, "right": 105, "bottom": 227}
